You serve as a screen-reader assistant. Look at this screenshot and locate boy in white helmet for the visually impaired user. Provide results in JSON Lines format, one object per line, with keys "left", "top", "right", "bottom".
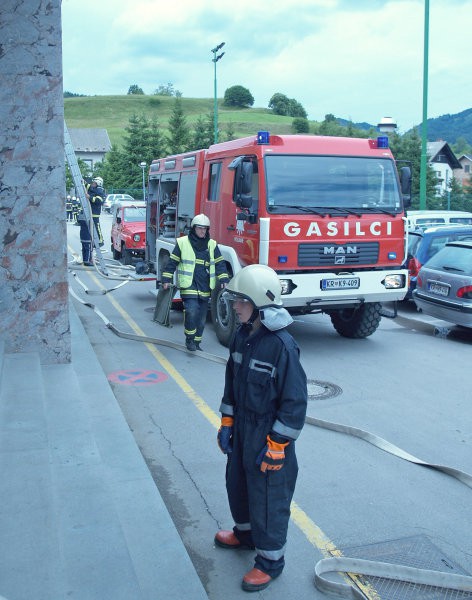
{"left": 215, "top": 264, "right": 307, "bottom": 592}
{"left": 161, "top": 214, "right": 229, "bottom": 351}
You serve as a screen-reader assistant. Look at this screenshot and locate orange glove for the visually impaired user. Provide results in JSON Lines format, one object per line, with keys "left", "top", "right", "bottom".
{"left": 256, "top": 435, "right": 289, "bottom": 472}
{"left": 217, "top": 416, "right": 234, "bottom": 454}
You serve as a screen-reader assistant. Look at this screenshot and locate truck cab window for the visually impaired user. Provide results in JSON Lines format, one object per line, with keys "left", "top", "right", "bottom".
{"left": 208, "top": 162, "right": 222, "bottom": 201}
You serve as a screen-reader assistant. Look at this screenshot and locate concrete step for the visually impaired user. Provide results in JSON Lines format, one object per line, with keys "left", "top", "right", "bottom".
{"left": 0, "top": 351, "right": 61, "bottom": 600}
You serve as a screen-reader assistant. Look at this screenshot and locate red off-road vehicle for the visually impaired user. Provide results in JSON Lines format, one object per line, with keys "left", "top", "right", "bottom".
{"left": 111, "top": 201, "right": 146, "bottom": 264}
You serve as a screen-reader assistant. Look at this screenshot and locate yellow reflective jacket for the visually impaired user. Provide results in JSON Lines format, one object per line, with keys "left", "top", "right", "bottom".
{"left": 176, "top": 236, "right": 217, "bottom": 290}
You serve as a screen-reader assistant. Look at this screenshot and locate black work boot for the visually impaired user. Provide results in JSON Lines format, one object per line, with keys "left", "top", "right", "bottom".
{"left": 185, "top": 337, "right": 197, "bottom": 351}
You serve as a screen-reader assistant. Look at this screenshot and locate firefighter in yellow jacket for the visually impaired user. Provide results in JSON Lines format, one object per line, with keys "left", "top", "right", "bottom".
{"left": 162, "top": 214, "right": 229, "bottom": 351}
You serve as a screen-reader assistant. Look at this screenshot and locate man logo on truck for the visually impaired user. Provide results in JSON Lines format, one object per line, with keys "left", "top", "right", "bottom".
{"left": 323, "top": 246, "right": 358, "bottom": 255}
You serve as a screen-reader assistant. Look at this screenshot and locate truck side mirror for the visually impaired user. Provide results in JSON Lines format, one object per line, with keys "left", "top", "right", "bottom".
{"left": 230, "top": 158, "right": 253, "bottom": 196}
{"left": 236, "top": 194, "right": 253, "bottom": 209}
{"left": 400, "top": 166, "right": 411, "bottom": 208}
{"left": 239, "top": 161, "right": 253, "bottom": 195}
{"left": 234, "top": 161, "right": 253, "bottom": 208}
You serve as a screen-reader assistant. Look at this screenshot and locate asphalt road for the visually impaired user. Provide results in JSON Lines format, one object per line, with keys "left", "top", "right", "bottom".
{"left": 67, "top": 214, "right": 472, "bottom": 599}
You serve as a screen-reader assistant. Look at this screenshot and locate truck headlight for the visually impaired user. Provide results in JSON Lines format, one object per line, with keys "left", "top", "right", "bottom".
{"left": 383, "top": 274, "right": 406, "bottom": 289}
{"left": 133, "top": 234, "right": 141, "bottom": 242}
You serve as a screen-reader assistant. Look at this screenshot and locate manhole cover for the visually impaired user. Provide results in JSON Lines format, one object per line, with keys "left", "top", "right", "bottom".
{"left": 307, "top": 379, "right": 342, "bottom": 401}
{"left": 343, "top": 534, "right": 472, "bottom": 599}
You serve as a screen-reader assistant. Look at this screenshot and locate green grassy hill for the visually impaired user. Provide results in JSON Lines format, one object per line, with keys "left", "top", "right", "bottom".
{"left": 64, "top": 95, "right": 297, "bottom": 147}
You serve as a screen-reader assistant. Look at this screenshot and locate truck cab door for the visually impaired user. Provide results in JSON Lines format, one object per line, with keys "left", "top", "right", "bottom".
{"left": 229, "top": 157, "right": 260, "bottom": 264}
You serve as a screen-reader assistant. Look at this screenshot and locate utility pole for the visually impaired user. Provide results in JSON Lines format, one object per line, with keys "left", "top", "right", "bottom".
{"left": 211, "top": 42, "right": 225, "bottom": 144}
{"left": 419, "top": 0, "right": 430, "bottom": 210}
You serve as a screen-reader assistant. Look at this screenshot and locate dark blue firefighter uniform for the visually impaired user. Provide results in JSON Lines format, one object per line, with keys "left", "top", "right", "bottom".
{"left": 77, "top": 210, "right": 92, "bottom": 264}
{"left": 86, "top": 183, "right": 105, "bottom": 245}
{"left": 219, "top": 325, "right": 307, "bottom": 578}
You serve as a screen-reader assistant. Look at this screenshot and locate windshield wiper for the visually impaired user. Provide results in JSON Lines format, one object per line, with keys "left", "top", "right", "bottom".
{"left": 270, "top": 205, "right": 326, "bottom": 216}
{"left": 321, "top": 206, "right": 362, "bottom": 217}
{"left": 358, "top": 206, "right": 399, "bottom": 216}
{"left": 442, "top": 265, "right": 464, "bottom": 272}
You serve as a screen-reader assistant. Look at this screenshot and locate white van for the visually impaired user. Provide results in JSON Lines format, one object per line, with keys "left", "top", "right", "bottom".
{"left": 407, "top": 210, "right": 472, "bottom": 229}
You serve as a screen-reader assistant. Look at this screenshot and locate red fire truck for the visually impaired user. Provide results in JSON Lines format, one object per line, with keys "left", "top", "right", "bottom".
{"left": 145, "top": 131, "right": 411, "bottom": 345}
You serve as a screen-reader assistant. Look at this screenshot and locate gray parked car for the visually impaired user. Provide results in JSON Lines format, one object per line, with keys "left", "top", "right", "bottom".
{"left": 413, "top": 240, "right": 472, "bottom": 328}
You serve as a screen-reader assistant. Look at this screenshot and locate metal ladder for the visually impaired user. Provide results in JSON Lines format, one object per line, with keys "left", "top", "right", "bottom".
{"left": 64, "top": 121, "right": 108, "bottom": 275}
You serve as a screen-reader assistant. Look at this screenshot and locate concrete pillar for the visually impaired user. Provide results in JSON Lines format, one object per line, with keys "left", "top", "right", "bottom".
{"left": 0, "top": 0, "right": 70, "bottom": 364}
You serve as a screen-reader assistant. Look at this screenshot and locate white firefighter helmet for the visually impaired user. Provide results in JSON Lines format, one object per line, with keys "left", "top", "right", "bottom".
{"left": 191, "top": 213, "right": 210, "bottom": 228}
{"left": 67, "top": 195, "right": 71, "bottom": 199}
{"left": 224, "top": 264, "right": 283, "bottom": 309}
{"left": 93, "top": 177, "right": 103, "bottom": 186}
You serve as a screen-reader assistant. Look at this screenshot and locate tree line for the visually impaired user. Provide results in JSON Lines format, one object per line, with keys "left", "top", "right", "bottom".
{"left": 67, "top": 92, "right": 472, "bottom": 210}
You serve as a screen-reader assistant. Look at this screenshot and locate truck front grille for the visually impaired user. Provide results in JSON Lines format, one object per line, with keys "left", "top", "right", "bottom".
{"left": 298, "top": 242, "right": 379, "bottom": 267}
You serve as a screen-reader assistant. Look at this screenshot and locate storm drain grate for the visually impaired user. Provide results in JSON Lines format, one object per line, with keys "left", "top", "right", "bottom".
{"left": 343, "top": 534, "right": 472, "bottom": 599}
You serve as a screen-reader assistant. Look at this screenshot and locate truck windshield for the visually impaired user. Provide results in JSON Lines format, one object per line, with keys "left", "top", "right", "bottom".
{"left": 264, "top": 155, "right": 402, "bottom": 215}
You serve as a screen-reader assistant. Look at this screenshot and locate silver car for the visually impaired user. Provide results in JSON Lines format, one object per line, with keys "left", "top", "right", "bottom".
{"left": 413, "top": 240, "right": 472, "bottom": 328}
{"left": 105, "top": 193, "right": 135, "bottom": 214}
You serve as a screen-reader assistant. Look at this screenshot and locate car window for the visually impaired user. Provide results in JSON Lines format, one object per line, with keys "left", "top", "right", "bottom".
{"left": 426, "top": 235, "right": 451, "bottom": 261}
{"left": 450, "top": 218, "right": 472, "bottom": 225}
{"left": 407, "top": 232, "right": 422, "bottom": 256}
{"left": 427, "top": 246, "right": 472, "bottom": 276}
{"left": 416, "top": 218, "right": 445, "bottom": 226}
{"left": 123, "top": 207, "right": 146, "bottom": 222}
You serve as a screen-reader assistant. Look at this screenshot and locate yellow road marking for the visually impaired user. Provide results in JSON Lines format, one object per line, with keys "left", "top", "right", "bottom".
{"left": 77, "top": 269, "right": 380, "bottom": 599}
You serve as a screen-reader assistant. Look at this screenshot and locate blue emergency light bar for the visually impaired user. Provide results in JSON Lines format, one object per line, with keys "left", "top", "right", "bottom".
{"left": 377, "top": 136, "right": 389, "bottom": 148}
{"left": 257, "top": 131, "right": 270, "bottom": 144}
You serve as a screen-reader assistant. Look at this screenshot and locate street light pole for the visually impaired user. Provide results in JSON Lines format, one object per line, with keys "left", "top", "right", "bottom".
{"left": 419, "top": 0, "right": 430, "bottom": 210}
{"left": 211, "top": 42, "right": 225, "bottom": 144}
{"left": 140, "top": 161, "right": 147, "bottom": 202}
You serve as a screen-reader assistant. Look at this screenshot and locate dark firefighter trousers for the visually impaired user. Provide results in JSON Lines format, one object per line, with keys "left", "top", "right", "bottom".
{"left": 225, "top": 411, "right": 298, "bottom": 578}
{"left": 79, "top": 219, "right": 92, "bottom": 263}
{"left": 182, "top": 296, "right": 209, "bottom": 344}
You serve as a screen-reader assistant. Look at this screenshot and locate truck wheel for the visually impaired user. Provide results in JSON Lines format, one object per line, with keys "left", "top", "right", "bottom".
{"left": 328, "top": 302, "right": 382, "bottom": 338}
{"left": 122, "top": 244, "right": 132, "bottom": 265}
{"left": 211, "top": 287, "right": 237, "bottom": 347}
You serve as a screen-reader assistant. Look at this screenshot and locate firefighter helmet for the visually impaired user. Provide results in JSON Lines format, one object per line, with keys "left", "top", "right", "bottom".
{"left": 191, "top": 214, "right": 210, "bottom": 228}
{"left": 93, "top": 177, "right": 103, "bottom": 186}
{"left": 224, "top": 264, "right": 283, "bottom": 309}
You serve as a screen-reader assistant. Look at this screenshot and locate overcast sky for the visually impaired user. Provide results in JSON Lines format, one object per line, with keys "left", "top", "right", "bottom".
{"left": 61, "top": 0, "right": 471, "bottom": 133}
